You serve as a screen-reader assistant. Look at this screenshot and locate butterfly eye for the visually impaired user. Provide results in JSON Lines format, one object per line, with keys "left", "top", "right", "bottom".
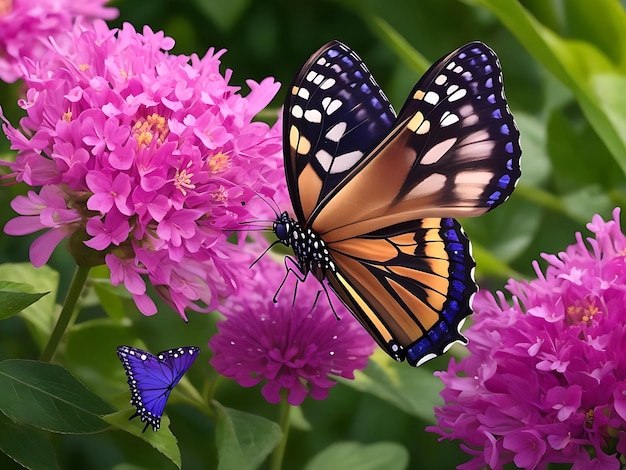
{"left": 275, "top": 221, "right": 289, "bottom": 243}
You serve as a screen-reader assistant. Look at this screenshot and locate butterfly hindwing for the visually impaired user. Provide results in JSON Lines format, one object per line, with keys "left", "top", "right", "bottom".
{"left": 117, "top": 345, "right": 199, "bottom": 431}
{"left": 309, "top": 42, "right": 521, "bottom": 240}
{"left": 284, "top": 41, "right": 396, "bottom": 223}
{"left": 325, "top": 217, "right": 475, "bottom": 365}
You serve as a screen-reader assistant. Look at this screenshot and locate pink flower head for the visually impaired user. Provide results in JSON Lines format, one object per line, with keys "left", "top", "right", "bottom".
{"left": 1, "top": 21, "right": 285, "bottom": 319}
{"left": 0, "top": 0, "right": 118, "bottom": 83}
{"left": 209, "top": 254, "right": 376, "bottom": 406}
{"left": 428, "top": 208, "right": 626, "bottom": 469}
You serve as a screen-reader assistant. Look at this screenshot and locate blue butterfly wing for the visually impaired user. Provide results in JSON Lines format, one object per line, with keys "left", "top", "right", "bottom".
{"left": 283, "top": 40, "right": 396, "bottom": 224}
{"left": 117, "top": 345, "right": 199, "bottom": 431}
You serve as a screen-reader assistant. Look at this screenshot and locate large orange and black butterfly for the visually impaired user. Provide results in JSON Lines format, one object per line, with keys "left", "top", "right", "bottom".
{"left": 272, "top": 41, "right": 521, "bottom": 366}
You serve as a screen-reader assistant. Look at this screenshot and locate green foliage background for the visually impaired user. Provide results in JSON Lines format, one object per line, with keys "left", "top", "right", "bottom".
{"left": 1, "top": 0, "right": 626, "bottom": 468}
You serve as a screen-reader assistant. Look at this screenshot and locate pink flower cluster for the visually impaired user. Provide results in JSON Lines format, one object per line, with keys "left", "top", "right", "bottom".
{"left": 1, "top": 20, "right": 284, "bottom": 318}
{"left": 0, "top": 0, "right": 118, "bottom": 82}
{"left": 209, "top": 254, "right": 375, "bottom": 406}
{"left": 429, "top": 208, "right": 626, "bottom": 469}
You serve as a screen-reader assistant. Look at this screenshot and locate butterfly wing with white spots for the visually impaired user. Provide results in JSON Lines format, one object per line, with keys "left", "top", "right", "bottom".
{"left": 284, "top": 41, "right": 396, "bottom": 223}
{"left": 117, "top": 345, "right": 199, "bottom": 432}
{"left": 275, "top": 41, "right": 521, "bottom": 365}
{"left": 308, "top": 42, "right": 521, "bottom": 238}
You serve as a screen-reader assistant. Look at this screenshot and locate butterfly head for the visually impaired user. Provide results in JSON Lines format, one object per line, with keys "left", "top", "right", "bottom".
{"left": 273, "top": 211, "right": 294, "bottom": 246}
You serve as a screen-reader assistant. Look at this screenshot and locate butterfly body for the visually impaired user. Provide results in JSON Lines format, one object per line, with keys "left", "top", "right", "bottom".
{"left": 274, "top": 211, "right": 335, "bottom": 280}
{"left": 275, "top": 41, "right": 521, "bottom": 366}
{"left": 117, "top": 345, "right": 199, "bottom": 432}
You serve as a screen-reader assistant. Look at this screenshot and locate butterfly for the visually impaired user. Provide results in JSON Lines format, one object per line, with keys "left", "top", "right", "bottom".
{"left": 116, "top": 345, "right": 199, "bottom": 432}
{"left": 272, "top": 41, "right": 521, "bottom": 366}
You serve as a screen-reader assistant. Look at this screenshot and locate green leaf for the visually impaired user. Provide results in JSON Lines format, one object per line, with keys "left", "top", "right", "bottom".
{"left": 305, "top": 441, "right": 409, "bottom": 470}
{"left": 342, "top": 352, "right": 442, "bottom": 423}
{"left": 0, "top": 281, "right": 49, "bottom": 319}
{"left": 514, "top": 112, "right": 551, "bottom": 188}
{"left": 362, "top": 15, "right": 430, "bottom": 74}
{"left": 63, "top": 320, "right": 136, "bottom": 399}
{"left": 92, "top": 280, "right": 140, "bottom": 322}
{"left": 475, "top": 0, "right": 626, "bottom": 176}
{"left": 0, "top": 263, "right": 60, "bottom": 350}
{"left": 561, "top": 186, "right": 613, "bottom": 222}
{"left": 191, "top": 0, "right": 251, "bottom": 31}
{"left": 0, "top": 359, "right": 114, "bottom": 433}
{"left": 111, "top": 465, "right": 152, "bottom": 470}
{"left": 214, "top": 402, "right": 282, "bottom": 470}
{"left": 0, "top": 413, "right": 58, "bottom": 470}
{"left": 547, "top": 102, "right": 622, "bottom": 193}
{"left": 289, "top": 405, "right": 312, "bottom": 432}
{"left": 462, "top": 197, "right": 541, "bottom": 266}
{"left": 102, "top": 411, "right": 182, "bottom": 469}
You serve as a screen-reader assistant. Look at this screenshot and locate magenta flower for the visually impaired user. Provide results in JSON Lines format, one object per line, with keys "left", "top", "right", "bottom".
{"left": 209, "top": 253, "right": 376, "bottom": 406}
{"left": 1, "top": 20, "right": 284, "bottom": 319}
{"left": 0, "top": 0, "right": 118, "bottom": 83}
{"left": 428, "top": 208, "right": 626, "bottom": 469}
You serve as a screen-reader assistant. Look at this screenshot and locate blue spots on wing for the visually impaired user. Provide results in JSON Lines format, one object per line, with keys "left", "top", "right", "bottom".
{"left": 498, "top": 174, "right": 511, "bottom": 189}
{"left": 406, "top": 218, "right": 475, "bottom": 366}
{"left": 371, "top": 97, "right": 382, "bottom": 109}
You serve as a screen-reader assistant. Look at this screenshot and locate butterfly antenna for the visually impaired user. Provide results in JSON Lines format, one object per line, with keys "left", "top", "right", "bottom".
{"left": 232, "top": 220, "right": 274, "bottom": 232}
{"left": 238, "top": 183, "right": 281, "bottom": 218}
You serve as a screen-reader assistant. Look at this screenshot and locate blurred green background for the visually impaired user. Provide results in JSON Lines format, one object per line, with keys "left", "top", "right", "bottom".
{"left": 2, "top": 0, "right": 626, "bottom": 468}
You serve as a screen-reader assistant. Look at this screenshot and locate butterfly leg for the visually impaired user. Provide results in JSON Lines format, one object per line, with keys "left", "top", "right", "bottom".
{"left": 249, "top": 240, "right": 281, "bottom": 269}
{"left": 310, "top": 283, "right": 342, "bottom": 321}
{"left": 273, "top": 256, "right": 308, "bottom": 304}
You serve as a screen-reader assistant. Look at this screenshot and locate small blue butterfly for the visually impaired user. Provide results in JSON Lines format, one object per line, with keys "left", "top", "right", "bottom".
{"left": 116, "top": 345, "right": 199, "bottom": 432}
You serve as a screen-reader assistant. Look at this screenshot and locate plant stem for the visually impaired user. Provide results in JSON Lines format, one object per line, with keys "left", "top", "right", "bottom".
{"left": 269, "top": 396, "right": 291, "bottom": 470}
{"left": 40, "top": 264, "right": 91, "bottom": 362}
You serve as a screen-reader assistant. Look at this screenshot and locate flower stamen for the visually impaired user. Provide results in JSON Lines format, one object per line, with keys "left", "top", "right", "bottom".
{"left": 174, "top": 163, "right": 195, "bottom": 196}
{"left": 208, "top": 152, "right": 230, "bottom": 174}
{"left": 132, "top": 113, "right": 169, "bottom": 149}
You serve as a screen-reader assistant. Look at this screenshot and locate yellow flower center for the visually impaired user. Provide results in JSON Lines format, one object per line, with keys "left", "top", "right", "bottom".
{"left": 63, "top": 110, "right": 72, "bottom": 123}
{"left": 566, "top": 298, "right": 600, "bottom": 324}
{"left": 79, "top": 64, "right": 89, "bottom": 72}
{"left": 133, "top": 113, "right": 169, "bottom": 149}
{"left": 208, "top": 152, "right": 230, "bottom": 174}
{"left": 174, "top": 162, "right": 195, "bottom": 196}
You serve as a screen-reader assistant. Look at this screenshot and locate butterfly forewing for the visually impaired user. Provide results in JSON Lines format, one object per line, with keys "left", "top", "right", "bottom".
{"left": 284, "top": 41, "right": 396, "bottom": 224}
{"left": 117, "top": 345, "right": 199, "bottom": 431}
{"left": 310, "top": 42, "right": 521, "bottom": 240}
